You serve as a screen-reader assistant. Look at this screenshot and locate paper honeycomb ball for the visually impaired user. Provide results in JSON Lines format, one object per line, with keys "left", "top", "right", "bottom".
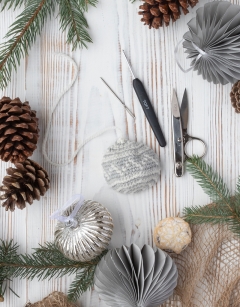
{"left": 94, "top": 244, "right": 178, "bottom": 307}
{"left": 183, "top": 1, "right": 240, "bottom": 85}
{"left": 102, "top": 139, "right": 160, "bottom": 194}
{"left": 153, "top": 217, "right": 192, "bottom": 254}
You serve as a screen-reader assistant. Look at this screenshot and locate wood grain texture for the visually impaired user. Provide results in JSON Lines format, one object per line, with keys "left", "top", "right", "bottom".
{"left": 0, "top": 0, "right": 239, "bottom": 306}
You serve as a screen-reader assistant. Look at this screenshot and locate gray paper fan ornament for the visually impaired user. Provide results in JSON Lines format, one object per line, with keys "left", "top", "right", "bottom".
{"left": 183, "top": 1, "right": 240, "bottom": 85}
{"left": 94, "top": 244, "right": 178, "bottom": 307}
{"left": 102, "top": 139, "right": 160, "bottom": 194}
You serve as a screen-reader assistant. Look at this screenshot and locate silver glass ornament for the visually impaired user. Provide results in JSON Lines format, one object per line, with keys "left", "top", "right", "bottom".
{"left": 54, "top": 200, "right": 113, "bottom": 262}
{"left": 94, "top": 244, "right": 178, "bottom": 307}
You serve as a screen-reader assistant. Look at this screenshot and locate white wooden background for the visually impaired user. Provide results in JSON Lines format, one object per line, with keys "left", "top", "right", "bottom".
{"left": 0, "top": 0, "right": 239, "bottom": 306}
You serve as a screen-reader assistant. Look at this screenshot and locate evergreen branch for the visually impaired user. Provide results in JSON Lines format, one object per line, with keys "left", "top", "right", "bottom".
{"left": 184, "top": 202, "right": 240, "bottom": 236}
{"left": 0, "top": 240, "right": 107, "bottom": 301}
{"left": 58, "top": 0, "right": 92, "bottom": 50}
{"left": 185, "top": 158, "right": 240, "bottom": 236}
{"left": 183, "top": 203, "right": 234, "bottom": 224}
{"left": 0, "top": 0, "right": 25, "bottom": 11}
{"left": 0, "top": 0, "right": 56, "bottom": 89}
{"left": 187, "top": 156, "right": 232, "bottom": 211}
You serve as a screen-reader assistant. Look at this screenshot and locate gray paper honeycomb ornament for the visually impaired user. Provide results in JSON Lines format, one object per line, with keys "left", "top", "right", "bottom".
{"left": 183, "top": 1, "right": 240, "bottom": 85}
{"left": 54, "top": 200, "right": 113, "bottom": 262}
{"left": 102, "top": 139, "right": 160, "bottom": 194}
{"left": 94, "top": 244, "right": 178, "bottom": 307}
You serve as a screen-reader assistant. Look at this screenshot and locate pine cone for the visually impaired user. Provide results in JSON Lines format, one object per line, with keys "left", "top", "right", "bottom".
{"left": 230, "top": 81, "right": 240, "bottom": 113}
{"left": 0, "top": 159, "right": 50, "bottom": 211}
{"left": 139, "top": 0, "right": 199, "bottom": 29}
{"left": 0, "top": 96, "right": 39, "bottom": 163}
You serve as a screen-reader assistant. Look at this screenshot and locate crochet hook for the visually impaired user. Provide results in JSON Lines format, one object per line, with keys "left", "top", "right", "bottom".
{"left": 122, "top": 50, "right": 166, "bottom": 147}
{"left": 100, "top": 78, "right": 136, "bottom": 119}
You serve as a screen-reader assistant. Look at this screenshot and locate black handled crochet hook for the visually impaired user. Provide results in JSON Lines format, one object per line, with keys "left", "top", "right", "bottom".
{"left": 122, "top": 50, "right": 166, "bottom": 147}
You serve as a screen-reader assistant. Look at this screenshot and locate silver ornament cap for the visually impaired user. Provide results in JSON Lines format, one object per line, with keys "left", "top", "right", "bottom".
{"left": 54, "top": 200, "right": 113, "bottom": 262}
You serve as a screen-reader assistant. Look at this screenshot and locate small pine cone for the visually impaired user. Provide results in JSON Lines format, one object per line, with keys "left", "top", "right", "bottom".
{"left": 0, "top": 159, "right": 50, "bottom": 211}
{"left": 0, "top": 97, "right": 39, "bottom": 164}
{"left": 138, "top": 0, "right": 198, "bottom": 28}
{"left": 230, "top": 81, "right": 240, "bottom": 113}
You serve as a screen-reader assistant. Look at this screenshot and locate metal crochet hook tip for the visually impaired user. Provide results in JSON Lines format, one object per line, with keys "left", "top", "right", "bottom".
{"left": 100, "top": 78, "right": 136, "bottom": 119}
{"left": 122, "top": 50, "right": 136, "bottom": 79}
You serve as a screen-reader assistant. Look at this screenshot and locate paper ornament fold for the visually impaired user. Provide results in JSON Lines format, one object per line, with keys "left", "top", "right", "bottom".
{"left": 183, "top": 1, "right": 240, "bottom": 85}
{"left": 94, "top": 244, "right": 178, "bottom": 307}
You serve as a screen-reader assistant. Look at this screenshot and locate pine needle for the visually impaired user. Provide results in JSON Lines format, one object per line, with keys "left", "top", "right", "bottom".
{"left": 0, "top": 0, "right": 25, "bottom": 11}
{"left": 77, "top": 0, "right": 98, "bottom": 11}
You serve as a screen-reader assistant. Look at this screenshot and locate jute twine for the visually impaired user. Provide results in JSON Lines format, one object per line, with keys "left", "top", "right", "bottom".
{"left": 161, "top": 223, "right": 240, "bottom": 307}
{"left": 25, "top": 292, "right": 79, "bottom": 307}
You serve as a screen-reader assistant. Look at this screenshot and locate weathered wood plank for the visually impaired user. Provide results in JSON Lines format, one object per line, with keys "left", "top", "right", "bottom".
{"left": 0, "top": 0, "right": 238, "bottom": 306}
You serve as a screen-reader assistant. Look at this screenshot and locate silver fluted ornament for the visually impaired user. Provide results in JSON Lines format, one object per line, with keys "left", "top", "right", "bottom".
{"left": 54, "top": 200, "right": 114, "bottom": 262}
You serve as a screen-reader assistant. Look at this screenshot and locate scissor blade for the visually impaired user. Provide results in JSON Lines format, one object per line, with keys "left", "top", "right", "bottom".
{"left": 171, "top": 90, "right": 180, "bottom": 118}
{"left": 172, "top": 117, "right": 184, "bottom": 177}
{"left": 180, "top": 89, "right": 188, "bottom": 130}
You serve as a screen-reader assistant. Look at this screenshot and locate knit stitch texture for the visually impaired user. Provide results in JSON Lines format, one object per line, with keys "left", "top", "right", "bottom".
{"left": 102, "top": 139, "right": 161, "bottom": 194}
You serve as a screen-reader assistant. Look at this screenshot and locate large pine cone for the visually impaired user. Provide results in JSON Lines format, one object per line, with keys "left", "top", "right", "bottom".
{"left": 0, "top": 159, "right": 50, "bottom": 211}
{"left": 139, "top": 0, "right": 199, "bottom": 29}
{"left": 0, "top": 96, "right": 39, "bottom": 163}
{"left": 230, "top": 81, "right": 240, "bottom": 113}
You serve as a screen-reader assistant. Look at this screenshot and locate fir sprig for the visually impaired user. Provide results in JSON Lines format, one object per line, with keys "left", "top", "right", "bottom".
{"left": 58, "top": 0, "right": 92, "bottom": 50}
{"left": 0, "top": 0, "right": 56, "bottom": 89}
{"left": 0, "top": 0, "right": 98, "bottom": 89}
{"left": 184, "top": 156, "right": 240, "bottom": 236}
{"left": 0, "top": 240, "right": 107, "bottom": 302}
{"left": 186, "top": 156, "right": 231, "bottom": 206}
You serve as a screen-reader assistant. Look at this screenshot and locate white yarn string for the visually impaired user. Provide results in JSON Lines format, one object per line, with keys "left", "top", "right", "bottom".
{"left": 50, "top": 194, "right": 84, "bottom": 226}
{"left": 175, "top": 39, "right": 207, "bottom": 73}
{"left": 42, "top": 53, "right": 123, "bottom": 167}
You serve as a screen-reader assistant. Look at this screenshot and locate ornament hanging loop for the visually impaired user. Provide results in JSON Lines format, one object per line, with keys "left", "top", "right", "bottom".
{"left": 50, "top": 194, "right": 85, "bottom": 228}
{"left": 175, "top": 39, "right": 207, "bottom": 73}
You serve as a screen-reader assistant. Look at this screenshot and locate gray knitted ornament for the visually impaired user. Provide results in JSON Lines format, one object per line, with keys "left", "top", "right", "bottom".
{"left": 102, "top": 139, "right": 160, "bottom": 194}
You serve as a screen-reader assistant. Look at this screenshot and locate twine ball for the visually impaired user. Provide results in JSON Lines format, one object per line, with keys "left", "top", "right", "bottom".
{"left": 154, "top": 217, "right": 192, "bottom": 254}
{"left": 102, "top": 139, "right": 160, "bottom": 194}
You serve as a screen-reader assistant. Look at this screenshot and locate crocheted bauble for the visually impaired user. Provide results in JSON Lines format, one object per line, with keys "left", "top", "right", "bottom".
{"left": 102, "top": 139, "right": 160, "bottom": 194}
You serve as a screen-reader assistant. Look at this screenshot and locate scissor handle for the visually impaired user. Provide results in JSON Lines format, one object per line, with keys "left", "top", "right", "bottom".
{"left": 184, "top": 135, "right": 207, "bottom": 159}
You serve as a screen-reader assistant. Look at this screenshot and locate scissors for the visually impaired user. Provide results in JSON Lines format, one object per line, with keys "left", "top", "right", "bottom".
{"left": 172, "top": 89, "right": 207, "bottom": 177}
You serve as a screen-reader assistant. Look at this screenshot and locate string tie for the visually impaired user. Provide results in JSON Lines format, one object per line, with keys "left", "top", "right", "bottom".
{"left": 50, "top": 194, "right": 84, "bottom": 227}
{"left": 175, "top": 39, "right": 207, "bottom": 73}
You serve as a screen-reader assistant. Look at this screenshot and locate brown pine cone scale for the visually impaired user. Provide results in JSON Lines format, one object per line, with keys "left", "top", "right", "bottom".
{"left": 0, "top": 97, "right": 39, "bottom": 163}
{"left": 139, "top": 0, "right": 198, "bottom": 29}
{"left": 0, "top": 159, "right": 50, "bottom": 211}
{"left": 230, "top": 81, "right": 240, "bottom": 113}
